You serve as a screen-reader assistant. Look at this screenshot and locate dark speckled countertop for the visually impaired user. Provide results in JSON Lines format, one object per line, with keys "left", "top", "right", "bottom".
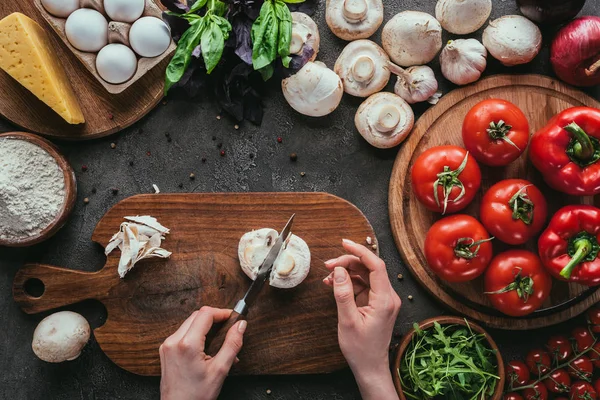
{"left": 1, "top": 1, "right": 600, "bottom": 399}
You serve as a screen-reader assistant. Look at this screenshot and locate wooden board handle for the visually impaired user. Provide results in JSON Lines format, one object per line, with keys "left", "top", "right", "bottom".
{"left": 13, "top": 264, "right": 115, "bottom": 314}
{"left": 205, "top": 310, "right": 245, "bottom": 357}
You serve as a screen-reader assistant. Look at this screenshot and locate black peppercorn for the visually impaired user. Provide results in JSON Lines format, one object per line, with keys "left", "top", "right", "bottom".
{"left": 290, "top": 153, "right": 298, "bottom": 161}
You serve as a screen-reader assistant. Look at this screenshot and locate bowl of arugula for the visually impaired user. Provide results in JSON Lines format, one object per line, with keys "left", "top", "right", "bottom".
{"left": 393, "top": 316, "right": 505, "bottom": 400}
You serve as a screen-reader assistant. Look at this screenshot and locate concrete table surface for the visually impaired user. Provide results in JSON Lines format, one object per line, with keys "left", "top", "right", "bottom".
{"left": 1, "top": 1, "right": 600, "bottom": 399}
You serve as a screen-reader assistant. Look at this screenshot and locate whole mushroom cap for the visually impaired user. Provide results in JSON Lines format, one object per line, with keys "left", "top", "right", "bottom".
{"left": 282, "top": 61, "right": 343, "bottom": 117}
{"left": 334, "top": 40, "right": 391, "bottom": 98}
{"left": 32, "top": 311, "right": 90, "bottom": 363}
{"left": 326, "top": 0, "right": 384, "bottom": 41}
{"left": 382, "top": 11, "right": 443, "bottom": 67}
{"left": 355, "top": 92, "right": 415, "bottom": 149}
{"left": 482, "top": 15, "right": 542, "bottom": 66}
{"left": 435, "top": 0, "right": 492, "bottom": 35}
{"left": 291, "top": 12, "right": 320, "bottom": 62}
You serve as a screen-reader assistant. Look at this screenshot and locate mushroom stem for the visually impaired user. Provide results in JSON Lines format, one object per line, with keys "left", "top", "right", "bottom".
{"left": 586, "top": 58, "right": 600, "bottom": 77}
{"left": 352, "top": 55, "right": 376, "bottom": 83}
{"left": 375, "top": 105, "right": 401, "bottom": 133}
{"left": 343, "top": 0, "right": 368, "bottom": 22}
{"left": 290, "top": 32, "right": 305, "bottom": 55}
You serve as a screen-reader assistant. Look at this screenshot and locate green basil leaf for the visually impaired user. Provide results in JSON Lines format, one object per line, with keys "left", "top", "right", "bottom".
{"left": 258, "top": 64, "right": 274, "bottom": 81}
{"left": 251, "top": 0, "right": 279, "bottom": 70}
{"left": 188, "top": 0, "right": 208, "bottom": 14}
{"left": 281, "top": 0, "right": 306, "bottom": 3}
{"left": 166, "top": 10, "right": 202, "bottom": 22}
{"left": 201, "top": 16, "right": 230, "bottom": 73}
{"left": 274, "top": 0, "right": 292, "bottom": 68}
{"left": 165, "top": 19, "right": 204, "bottom": 94}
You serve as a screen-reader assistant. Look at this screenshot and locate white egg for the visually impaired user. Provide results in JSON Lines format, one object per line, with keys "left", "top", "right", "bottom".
{"left": 104, "top": 0, "right": 145, "bottom": 23}
{"left": 96, "top": 44, "right": 138, "bottom": 84}
{"left": 41, "top": 0, "right": 80, "bottom": 18}
{"left": 65, "top": 9, "right": 108, "bottom": 52}
{"left": 129, "top": 17, "right": 171, "bottom": 58}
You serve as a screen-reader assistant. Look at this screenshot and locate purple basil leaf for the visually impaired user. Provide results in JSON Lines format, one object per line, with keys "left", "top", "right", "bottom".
{"left": 288, "top": 0, "right": 318, "bottom": 16}
{"left": 191, "top": 44, "right": 202, "bottom": 58}
{"left": 160, "top": 0, "right": 189, "bottom": 13}
{"left": 276, "top": 44, "right": 314, "bottom": 78}
{"left": 223, "top": 0, "right": 263, "bottom": 20}
{"left": 232, "top": 15, "right": 253, "bottom": 65}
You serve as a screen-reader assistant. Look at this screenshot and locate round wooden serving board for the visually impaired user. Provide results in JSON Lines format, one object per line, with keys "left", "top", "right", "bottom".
{"left": 389, "top": 74, "right": 600, "bottom": 330}
{"left": 0, "top": 1, "right": 168, "bottom": 140}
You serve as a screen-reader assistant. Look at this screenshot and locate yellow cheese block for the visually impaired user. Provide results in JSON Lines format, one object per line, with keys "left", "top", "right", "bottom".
{"left": 0, "top": 13, "right": 84, "bottom": 124}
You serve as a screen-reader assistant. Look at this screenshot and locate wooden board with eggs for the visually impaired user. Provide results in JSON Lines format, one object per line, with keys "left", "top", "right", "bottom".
{"left": 36, "top": 0, "right": 175, "bottom": 94}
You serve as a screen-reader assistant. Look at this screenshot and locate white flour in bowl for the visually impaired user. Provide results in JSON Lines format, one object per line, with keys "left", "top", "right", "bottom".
{"left": 0, "top": 138, "right": 66, "bottom": 241}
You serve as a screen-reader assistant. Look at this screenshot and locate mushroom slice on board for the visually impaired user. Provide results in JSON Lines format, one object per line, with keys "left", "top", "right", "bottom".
{"left": 238, "top": 228, "right": 311, "bottom": 289}
{"left": 326, "top": 0, "right": 384, "bottom": 40}
{"left": 32, "top": 311, "right": 90, "bottom": 363}
{"left": 355, "top": 92, "right": 415, "bottom": 149}
{"left": 282, "top": 61, "right": 344, "bottom": 117}
{"left": 291, "top": 12, "right": 320, "bottom": 62}
{"left": 334, "top": 40, "right": 391, "bottom": 98}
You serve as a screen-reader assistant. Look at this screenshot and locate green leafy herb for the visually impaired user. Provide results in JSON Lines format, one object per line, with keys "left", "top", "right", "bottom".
{"left": 165, "top": 18, "right": 204, "bottom": 94}
{"left": 399, "top": 321, "right": 500, "bottom": 400}
{"left": 274, "top": 0, "right": 292, "bottom": 68}
{"left": 251, "top": 0, "right": 294, "bottom": 77}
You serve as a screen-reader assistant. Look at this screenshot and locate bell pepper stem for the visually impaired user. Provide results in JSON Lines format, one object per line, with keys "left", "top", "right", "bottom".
{"left": 565, "top": 122, "right": 594, "bottom": 161}
{"left": 560, "top": 238, "right": 592, "bottom": 280}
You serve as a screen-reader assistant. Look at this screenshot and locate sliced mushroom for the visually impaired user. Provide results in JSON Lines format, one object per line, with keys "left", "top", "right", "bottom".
{"left": 291, "top": 12, "right": 320, "bottom": 62}
{"left": 334, "top": 40, "right": 391, "bottom": 98}
{"left": 355, "top": 92, "right": 415, "bottom": 149}
{"left": 32, "top": 311, "right": 90, "bottom": 363}
{"left": 282, "top": 61, "right": 344, "bottom": 117}
{"left": 238, "top": 228, "right": 311, "bottom": 289}
{"left": 326, "top": 0, "right": 384, "bottom": 41}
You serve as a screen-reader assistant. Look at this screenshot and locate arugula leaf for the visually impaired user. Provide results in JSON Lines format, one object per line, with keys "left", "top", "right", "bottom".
{"left": 274, "top": 0, "right": 292, "bottom": 68}
{"left": 165, "top": 19, "right": 204, "bottom": 93}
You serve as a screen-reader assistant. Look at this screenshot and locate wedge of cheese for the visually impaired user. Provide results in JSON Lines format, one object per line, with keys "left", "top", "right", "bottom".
{"left": 0, "top": 13, "right": 85, "bottom": 124}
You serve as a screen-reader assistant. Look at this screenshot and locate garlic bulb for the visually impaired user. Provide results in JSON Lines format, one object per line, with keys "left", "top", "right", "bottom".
{"left": 440, "top": 39, "right": 487, "bottom": 85}
{"left": 388, "top": 64, "right": 440, "bottom": 105}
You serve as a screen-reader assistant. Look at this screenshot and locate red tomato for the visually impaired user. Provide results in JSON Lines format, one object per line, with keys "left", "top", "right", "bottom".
{"left": 526, "top": 349, "right": 552, "bottom": 376}
{"left": 594, "top": 378, "right": 600, "bottom": 395}
{"left": 546, "top": 335, "right": 573, "bottom": 362}
{"left": 505, "top": 393, "right": 524, "bottom": 400}
{"left": 572, "top": 327, "right": 595, "bottom": 352}
{"left": 508, "top": 360, "right": 531, "bottom": 386}
{"left": 570, "top": 381, "right": 597, "bottom": 400}
{"left": 544, "top": 369, "right": 571, "bottom": 393}
{"left": 523, "top": 381, "right": 549, "bottom": 400}
{"left": 424, "top": 215, "right": 493, "bottom": 282}
{"left": 589, "top": 343, "right": 600, "bottom": 368}
{"left": 569, "top": 356, "right": 594, "bottom": 380}
{"left": 587, "top": 308, "right": 600, "bottom": 333}
{"left": 411, "top": 145, "right": 481, "bottom": 214}
{"left": 484, "top": 250, "right": 553, "bottom": 317}
{"left": 480, "top": 179, "right": 548, "bottom": 245}
{"left": 462, "top": 99, "right": 530, "bottom": 167}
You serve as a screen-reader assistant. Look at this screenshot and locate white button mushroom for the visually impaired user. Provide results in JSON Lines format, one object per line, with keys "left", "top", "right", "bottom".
{"left": 41, "top": 0, "right": 80, "bottom": 18}
{"left": 355, "top": 92, "right": 415, "bottom": 149}
{"left": 104, "top": 0, "right": 145, "bottom": 23}
{"left": 435, "top": 0, "right": 492, "bottom": 35}
{"left": 65, "top": 8, "right": 108, "bottom": 52}
{"left": 129, "top": 17, "right": 172, "bottom": 58}
{"left": 290, "top": 12, "right": 320, "bottom": 61}
{"left": 440, "top": 39, "right": 487, "bottom": 85}
{"left": 334, "top": 40, "right": 391, "bottom": 98}
{"left": 382, "top": 11, "right": 443, "bottom": 67}
{"left": 325, "top": 0, "right": 384, "bottom": 41}
{"left": 32, "top": 311, "right": 90, "bottom": 363}
{"left": 282, "top": 61, "right": 344, "bottom": 117}
{"left": 238, "top": 228, "right": 311, "bottom": 289}
{"left": 482, "top": 15, "right": 542, "bottom": 67}
{"left": 96, "top": 44, "right": 138, "bottom": 84}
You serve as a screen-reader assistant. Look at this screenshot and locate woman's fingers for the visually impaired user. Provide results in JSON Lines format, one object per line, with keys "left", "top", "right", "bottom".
{"left": 166, "top": 310, "right": 200, "bottom": 344}
{"left": 213, "top": 320, "right": 247, "bottom": 371}
{"left": 332, "top": 267, "right": 360, "bottom": 327}
{"left": 342, "top": 239, "right": 392, "bottom": 295}
{"left": 325, "top": 255, "right": 371, "bottom": 284}
{"left": 182, "top": 307, "right": 232, "bottom": 353}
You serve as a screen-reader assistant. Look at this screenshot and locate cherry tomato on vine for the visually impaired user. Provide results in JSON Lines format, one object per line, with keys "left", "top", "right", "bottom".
{"left": 411, "top": 145, "right": 481, "bottom": 214}
{"left": 424, "top": 215, "right": 494, "bottom": 282}
{"left": 570, "top": 381, "right": 597, "bottom": 400}
{"left": 543, "top": 369, "right": 571, "bottom": 393}
{"left": 526, "top": 349, "right": 552, "bottom": 376}
{"left": 508, "top": 360, "right": 531, "bottom": 386}
{"left": 589, "top": 343, "right": 600, "bottom": 368}
{"left": 587, "top": 308, "right": 600, "bottom": 333}
{"left": 569, "top": 356, "right": 594, "bottom": 380}
{"left": 504, "top": 393, "right": 524, "bottom": 400}
{"left": 547, "top": 335, "right": 573, "bottom": 362}
{"left": 594, "top": 378, "right": 600, "bottom": 396}
{"left": 484, "top": 250, "right": 552, "bottom": 317}
{"left": 461, "top": 99, "right": 530, "bottom": 167}
{"left": 572, "top": 327, "right": 595, "bottom": 352}
{"left": 523, "top": 381, "right": 549, "bottom": 400}
{"left": 480, "top": 179, "right": 548, "bottom": 245}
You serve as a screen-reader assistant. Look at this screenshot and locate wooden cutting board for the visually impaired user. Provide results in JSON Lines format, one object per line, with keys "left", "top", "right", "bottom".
{"left": 389, "top": 74, "right": 600, "bottom": 330}
{"left": 0, "top": 1, "right": 168, "bottom": 140}
{"left": 13, "top": 193, "right": 377, "bottom": 376}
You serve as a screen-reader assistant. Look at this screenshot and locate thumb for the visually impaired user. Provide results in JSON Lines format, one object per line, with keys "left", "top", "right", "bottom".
{"left": 332, "top": 267, "right": 359, "bottom": 325}
{"left": 213, "top": 320, "right": 246, "bottom": 370}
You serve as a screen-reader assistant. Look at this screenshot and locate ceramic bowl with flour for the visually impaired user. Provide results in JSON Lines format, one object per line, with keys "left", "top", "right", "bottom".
{"left": 0, "top": 132, "right": 76, "bottom": 247}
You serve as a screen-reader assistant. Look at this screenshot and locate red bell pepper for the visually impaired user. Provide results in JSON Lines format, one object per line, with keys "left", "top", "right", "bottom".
{"left": 538, "top": 205, "right": 600, "bottom": 286}
{"left": 529, "top": 107, "right": 600, "bottom": 195}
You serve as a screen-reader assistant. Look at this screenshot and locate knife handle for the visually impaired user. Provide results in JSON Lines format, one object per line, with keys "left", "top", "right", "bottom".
{"left": 205, "top": 310, "right": 245, "bottom": 357}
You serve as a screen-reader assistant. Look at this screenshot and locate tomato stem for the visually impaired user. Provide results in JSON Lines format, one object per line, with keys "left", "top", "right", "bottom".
{"left": 487, "top": 120, "right": 520, "bottom": 151}
{"left": 564, "top": 122, "right": 600, "bottom": 165}
{"left": 454, "top": 237, "right": 494, "bottom": 260}
{"left": 484, "top": 267, "right": 534, "bottom": 302}
{"left": 433, "top": 152, "right": 469, "bottom": 214}
{"left": 508, "top": 185, "right": 534, "bottom": 225}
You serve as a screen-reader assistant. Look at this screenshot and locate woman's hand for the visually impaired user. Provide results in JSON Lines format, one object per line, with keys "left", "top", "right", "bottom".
{"left": 324, "top": 239, "right": 401, "bottom": 400}
{"left": 159, "top": 306, "right": 247, "bottom": 400}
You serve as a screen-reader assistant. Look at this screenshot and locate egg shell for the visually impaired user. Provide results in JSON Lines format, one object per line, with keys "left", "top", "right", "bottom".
{"left": 129, "top": 17, "right": 171, "bottom": 58}
{"left": 41, "top": 0, "right": 80, "bottom": 18}
{"left": 96, "top": 44, "right": 138, "bottom": 84}
{"left": 65, "top": 9, "right": 108, "bottom": 52}
{"left": 104, "top": 0, "right": 145, "bottom": 23}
